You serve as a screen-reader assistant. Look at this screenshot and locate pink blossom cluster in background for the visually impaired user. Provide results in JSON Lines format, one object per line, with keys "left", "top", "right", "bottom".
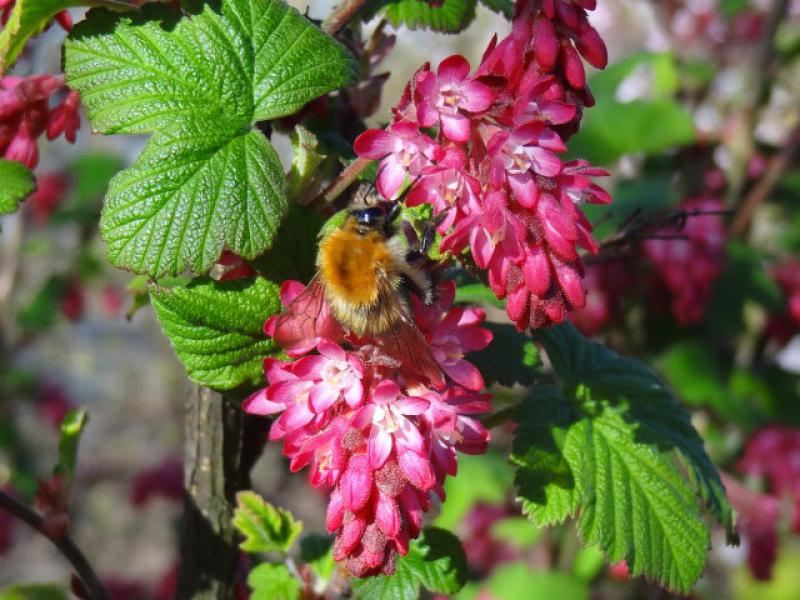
{"left": 723, "top": 426, "right": 800, "bottom": 580}
{"left": 569, "top": 260, "right": 632, "bottom": 335}
{"left": 245, "top": 282, "right": 492, "bottom": 576}
{"left": 460, "top": 502, "right": 520, "bottom": 575}
{"left": 766, "top": 261, "right": 800, "bottom": 346}
{"left": 0, "top": 75, "right": 80, "bottom": 169}
{"left": 355, "top": 0, "right": 611, "bottom": 331}
{"left": 643, "top": 196, "right": 726, "bottom": 325}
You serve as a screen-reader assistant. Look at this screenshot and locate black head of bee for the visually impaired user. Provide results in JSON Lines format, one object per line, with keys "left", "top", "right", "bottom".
{"left": 349, "top": 202, "right": 401, "bottom": 236}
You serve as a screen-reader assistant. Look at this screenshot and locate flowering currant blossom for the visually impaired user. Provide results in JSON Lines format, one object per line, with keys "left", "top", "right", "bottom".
{"left": 0, "top": 75, "right": 80, "bottom": 169}
{"left": 354, "top": 0, "right": 612, "bottom": 330}
{"left": 246, "top": 281, "right": 492, "bottom": 576}
{"left": 766, "top": 261, "right": 800, "bottom": 346}
{"left": 643, "top": 196, "right": 725, "bottom": 325}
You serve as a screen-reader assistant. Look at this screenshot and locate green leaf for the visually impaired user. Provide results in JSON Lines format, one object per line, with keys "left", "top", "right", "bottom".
{"left": 478, "top": 0, "right": 513, "bottom": 19}
{"left": 0, "top": 0, "right": 130, "bottom": 74}
{"left": 658, "top": 340, "right": 728, "bottom": 409}
{"left": 64, "top": 0, "right": 356, "bottom": 277}
{"left": 367, "top": 0, "right": 477, "bottom": 34}
{"left": 247, "top": 563, "right": 301, "bottom": 600}
{"left": 568, "top": 53, "right": 694, "bottom": 165}
{"left": 434, "top": 453, "right": 512, "bottom": 530}
{"left": 299, "top": 534, "right": 335, "bottom": 583}
{"left": 233, "top": 491, "right": 303, "bottom": 554}
{"left": 250, "top": 204, "right": 325, "bottom": 283}
{"left": 55, "top": 409, "right": 89, "bottom": 479}
{"left": 150, "top": 276, "right": 281, "bottom": 390}
{"left": 467, "top": 322, "right": 540, "bottom": 387}
{"left": 489, "top": 517, "right": 542, "bottom": 548}
{"left": 287, "top": 125, "right": 333, "bottom": 205}
{"left": 0, "top": 584, "right": 68, "bottom": 600}
{"left": 16, "top": 276, "right": 67, "bottom": 331}
{"left": 454, "top": 282, "right": 505, "bottom": 309}
{"left": 352, "top": 527, "right": 467, "bottom": 599}
{"left": 0, "top": 160, "right": 36, "bottom": 216}
{"left": 512, "top": 323, "right": 736, "bottom": 593}
{"left": 482, "top": 566, "right": 588, "bottom": 600}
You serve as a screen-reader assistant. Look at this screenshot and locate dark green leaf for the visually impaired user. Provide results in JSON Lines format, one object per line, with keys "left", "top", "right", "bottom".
{"left": 150, "top": 276, "right": 281, "bottom": 390}
{"left": 251, "top": 204, "right": 325, "bottom": 283}
{"left": 0, "top": 160, "right": 35, "bottom": 216}
{"left": 65, "top": 0, "right": 356, "bottom": 277}
{"left": 16, "top": 276, "right": 66, "bottom": 331}
{"left": 352, "top": 527, "right": 467, "bottom": 599}
{"left": 467, "top": 322, "right": 540, "bottom": 387}
{"left": 366, "top": 0, "right": 477, "bottom": 34}
{"left": 511, "top": 323, "right": 736, "bottom": 593}
{"left": 299, "top": 534, "right": 335, "bottom": 583}
{"left": 478, "top": 0, "right": 513, "bottom": 19}
{"left": 248, "top": 563, "right": 300, "bottom": 600}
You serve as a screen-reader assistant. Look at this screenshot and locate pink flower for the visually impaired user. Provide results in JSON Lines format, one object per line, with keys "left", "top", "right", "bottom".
{"left": 354, "top": 122, "right": 442, "bottom": 199}
{"left": 412, "top": 282, "right": 493, "bottom": 390}
{"left": 248, "top": 279, "right": 492, "bottom": 576}
{"left": 414, "top": 55, "right": 494, "bottom": 142}
{"left": 406, "top": 146, "right": 481, "bottom": 232}
{"left": 27, "top": 172, "right": 71, "bottom": 225}
{"left": 643, "top": 196, "right": 725, "bottom": 325}
{"left": 488, "top": 123, "right": 565, "bottom": 207}
{"left": 0, "top": 75, "right": 79, "bottom": 169}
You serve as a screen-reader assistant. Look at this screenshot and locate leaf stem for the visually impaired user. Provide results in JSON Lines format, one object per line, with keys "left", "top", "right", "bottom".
{"left": 321, "top": 0, "right": 370, "bottom": 35}
{"left": 0, "top": 490, "right": 110, "bottom": 600}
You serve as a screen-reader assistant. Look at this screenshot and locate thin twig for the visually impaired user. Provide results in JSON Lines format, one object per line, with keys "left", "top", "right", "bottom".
{"left": 728, "top": 123, "right": 800, "bottom": 237}
{"left": 0, "top": 491, "right": 110, "bottom": 600}
{"left": 321, "top": 0, "right": 370, "bottom": 35}
{"left": 311, "top": 156, "right": 371, "bottom": 209}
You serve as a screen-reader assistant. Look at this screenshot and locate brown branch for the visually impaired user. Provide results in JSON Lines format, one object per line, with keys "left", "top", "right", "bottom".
{"left": 726, "top": 0, "right": 790, "bottom": 205}
{"left": 0, "top": 490, "right": 110, "bottom": 600}
{"left": 728, "top": 124, "right": 800, "bottom": 237}
{"left": 176, "top": 386, "right": 267, "bottom": 600}
{"left": 321, "top": 0, "right": 370, "bottom": 36}
{"left": 311, "top": 156, "right": 372, "bottom": 209}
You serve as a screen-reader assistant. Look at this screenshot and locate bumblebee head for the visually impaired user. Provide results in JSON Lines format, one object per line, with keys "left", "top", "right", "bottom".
{"left": 347, "top": 202, "right": 401, "bottom": 236}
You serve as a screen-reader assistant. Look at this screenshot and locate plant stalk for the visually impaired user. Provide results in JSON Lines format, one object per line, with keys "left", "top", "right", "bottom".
{"left": 176, "top": 386, "right": 266, "bottom": 600}
{"left": 0, "top": 490, "right": 110, "bottom": 600}
{"left": 321, "top": 0, "right": 370, "bottom": 35}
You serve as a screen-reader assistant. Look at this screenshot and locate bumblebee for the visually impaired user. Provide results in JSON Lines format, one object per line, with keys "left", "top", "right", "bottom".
{"left": 272, "top": 200, "right": 444, "bottom": 386}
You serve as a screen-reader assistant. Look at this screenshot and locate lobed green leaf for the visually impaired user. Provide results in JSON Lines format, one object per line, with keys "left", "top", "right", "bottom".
{"left": 64, "top": 0, "right": 356, "bottom": 277}
{"left": 365, "top": 0, "right": 477, "bottom": 34}
{"left": 233, "top": 491, "right": 303, "bottom": 554}
{"left": 150, "top": 276, "right": 281, "bottom": 390}
{"left": 0, "top": 160, "right": 36, "bottom": 216}
{"left": 247, "top": 563, "right": 300, "bottom": 600}
{"left": 352, "top": 527, "right": 467, "bottom": 599}
{"left": 511, "top": 323, "right": 736, "bottom": 593}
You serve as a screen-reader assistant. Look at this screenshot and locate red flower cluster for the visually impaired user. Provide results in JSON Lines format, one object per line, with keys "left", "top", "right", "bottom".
{"left": 26, "top": 172, "right": 71, "bottom": 225}
{"left": 245, "top": 282, "right": 492, "bottom": 576}
{"left": 354, "top": 0, "right": 611, "bottom": 331}
{"left": 569, "top": 260, "right": 632, "bottom": 335}
{"left": 766, "top": 261, "right": 800, "bottom": 346}
{"left": 726, "top": 426, "right": 800, "bottom": 580}
{"left": 643, "top": 196, "right": 726, "bottom": 325}
{"left": 129, "top": 459, "right": 184, "bottom": 507}
{"left": 0, "top": 75, "right": 80, "bottom": 169}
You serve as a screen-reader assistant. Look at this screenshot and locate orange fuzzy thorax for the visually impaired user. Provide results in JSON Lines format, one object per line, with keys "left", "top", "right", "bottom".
{"left": 318, "top": 222, "right": 399, "bottom": 307}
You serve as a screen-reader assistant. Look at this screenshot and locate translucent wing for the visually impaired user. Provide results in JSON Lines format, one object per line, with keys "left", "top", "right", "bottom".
{"left": 373, "top": 275, "right": 445, "bottom": 389}
{"left": 270, "top": 276, "right": 343, "bottom": 355}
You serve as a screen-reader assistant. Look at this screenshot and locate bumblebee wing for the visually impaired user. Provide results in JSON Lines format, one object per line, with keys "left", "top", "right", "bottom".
{"left": 272, "top": 277, "right": 337, "bottom": 354}
{"left": 376, "top": 297, "right": 445, "bottom": 389}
